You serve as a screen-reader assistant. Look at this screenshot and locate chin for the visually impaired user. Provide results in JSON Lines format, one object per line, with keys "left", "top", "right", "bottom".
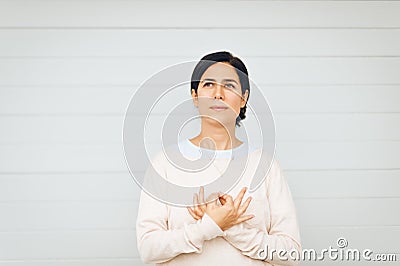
{"left": 202, "top": 115, "right": 236, "bottom": 127}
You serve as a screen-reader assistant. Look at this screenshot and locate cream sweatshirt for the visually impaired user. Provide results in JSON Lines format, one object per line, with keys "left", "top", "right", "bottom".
{"left": 136, "top": 139, "right": 301, "bottom": 265}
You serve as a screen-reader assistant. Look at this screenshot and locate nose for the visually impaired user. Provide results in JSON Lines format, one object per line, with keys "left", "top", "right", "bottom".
{"left": 214, "top": 83, "right": 224, "bottom": 100}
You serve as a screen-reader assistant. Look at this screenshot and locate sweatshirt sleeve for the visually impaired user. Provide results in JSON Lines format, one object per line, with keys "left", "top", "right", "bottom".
{"left": 222, "top": 159, "right": 302, "bottom": 265}
{"left": 136, "top": 152, "right": 225, "bottom": 264}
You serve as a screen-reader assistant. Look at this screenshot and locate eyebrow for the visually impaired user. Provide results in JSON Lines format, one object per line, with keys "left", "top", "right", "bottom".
{"left": 201, "top": 78, "right": 239, "bottom": 85}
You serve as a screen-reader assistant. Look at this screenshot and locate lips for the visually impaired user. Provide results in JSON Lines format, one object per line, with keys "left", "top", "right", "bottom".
{"left": 210, "top": 105, "right": 228, "bottom": 111}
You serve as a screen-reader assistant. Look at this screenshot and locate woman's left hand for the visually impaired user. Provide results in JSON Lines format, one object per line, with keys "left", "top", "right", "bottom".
{"left": 187, "top": 186, "right": 207, "bottom": 220}
{"left": 187, "top": 186, "right": 223, "bottom": 220}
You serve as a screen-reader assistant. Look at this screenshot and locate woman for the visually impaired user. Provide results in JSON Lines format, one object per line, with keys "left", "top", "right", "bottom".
{"left": 136, "top": 51, "right": 301, "bottom": 265}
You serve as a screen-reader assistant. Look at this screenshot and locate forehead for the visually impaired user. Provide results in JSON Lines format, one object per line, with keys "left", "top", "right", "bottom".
{"left": 201, "top": 62, "right": 240, "bottom": 81}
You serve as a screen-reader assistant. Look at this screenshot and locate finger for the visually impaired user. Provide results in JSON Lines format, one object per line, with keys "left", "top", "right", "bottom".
{"left": 197, "top": 202, "right": 206, "bottom": 213}
{"left": 199, "top": 186, "right": 205, "bottom": 205}
{"left": 218, "top": 192, "right": 226, "bottom": 205}
{"left": 197, "top": 193, "right": 207, "bottom": 212}
{"left": 187, "top": 207, "right": 201, "bottom": 220}
{"left": 220, "top": 194, "right": 234, "bottom": 205}
{"left": 193, "top": 204, "right": 204, "bottom": 217}
{"left": 193, "top": 193, "right": 204, "bottom": 215}
{"left": 238, "top": 196, "right": 252, "bottom": 215}
{"left": 200, "top": 187, "right": 209, "bottom": 212}
{"left": 234, "top": 187, "right": 247, "bottom": 209}
{"left": 187, "top": 207, "right": 196, "bottom": 217}
{"left": 235, "top": 214, "right": 255, "bottom": 224}
{"left": 218, "top": 192, "right": 228, "bottom": 204}
{"left": 194, "top": 193, "right": 200, "bottom": 207}
{"left": 191, "top": 211, "right": 202, "bottom": 220}
{"left": 219, "top": 197, "right": 226, "bottom": 205}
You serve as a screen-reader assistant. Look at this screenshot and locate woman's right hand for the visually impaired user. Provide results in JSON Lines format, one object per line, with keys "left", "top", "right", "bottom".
{"left": 206, "top": 187, "right": 254, "bottom": 231}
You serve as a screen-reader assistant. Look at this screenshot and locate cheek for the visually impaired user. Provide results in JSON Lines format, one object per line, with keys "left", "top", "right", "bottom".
{"left": 224, "top": 94, "right": 243, "bottom": 113}
{"left": 196, "top": 91, "right": 213, "bottom": 104}
{"left": 196, "top": 96, "right": 212, "bottom": 108}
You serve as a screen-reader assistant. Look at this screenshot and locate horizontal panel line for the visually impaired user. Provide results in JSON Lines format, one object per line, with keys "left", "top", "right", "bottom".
{"left": 285, "top": 168, "right": 400, "bottom": 172}
{"left": 0, "top": 229, "right": 138, "bottom": 234}
{"left": 0, "top": 196, "right": 399, "bottom": 204}
{"left": 1, "top": 27, "right": 400, "bottom": 30}
{"left": 0, "top": 257, "right": 139, "bottom": 262}
{"left": 1, "top": 168, "right": 400, "bottom": 175}
{"left": 0, "top": 227, "right": 399, "bottom": 235}
{"left": 1, "top": 226, "right": 400, "bottom": 234}
{"left": 294, "top": 196, "right": 400, "bottom": 200}
{"left": 1, "top": 140, "right": 400, "bottom": 144}
{"left": 2, "top": 141, "right": 399, "bottom": 145}
{"left": 1, "top": 83, "right": 400, "bottom": 88}
{"left": 0, "top": 228, "right": 135, "bottom": 233}
{"left": 0, "top": 199, "right": 139, "bottom": 203}
{"left": 1, "top": 26, "right": 400, "bottom": 32}
{"left": 1, "top": 112, "right": 400, "bottom": 117}
{"left": 2, "top": 55, "right": 400, "bottom": 59}
{"left": 1, "top": 140, "right": 400, "bottom": 145}
{"left": 286, "top": 168, "right": 400, "bottom": 171}
{"left": 0, "top": 260, "right": 141, "bottom": 263}
{"left": 0, "top": 171, "right": 130, "bottom": 175}
{"left": 0, "top": 255, "right": 398, "bottom": 263}
{"left": 300, "top": 225, "right": 400, "bottom": 229}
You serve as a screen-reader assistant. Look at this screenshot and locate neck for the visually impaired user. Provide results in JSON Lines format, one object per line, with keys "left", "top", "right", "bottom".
{"left": 190, "top": 119, "right": 242, "bottom": 150}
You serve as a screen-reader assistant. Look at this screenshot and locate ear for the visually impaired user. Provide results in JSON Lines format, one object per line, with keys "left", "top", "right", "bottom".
{"left": 191, "top": 89, "right": 198, "bottom": 107}
{"left": 240, "top": 89, "right": 249, "bottom": 108}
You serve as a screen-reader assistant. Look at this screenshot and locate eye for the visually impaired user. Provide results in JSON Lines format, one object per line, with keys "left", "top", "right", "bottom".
{"left": 224, "top": 83, "right": 235, "bottom": 89}
{"left": 203, "top": 82, "right": 214, "bottom": 88}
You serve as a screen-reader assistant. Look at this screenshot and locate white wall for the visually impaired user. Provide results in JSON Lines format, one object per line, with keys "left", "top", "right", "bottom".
{"left": 0, "top": 1, "right": 399, "bottom": 265}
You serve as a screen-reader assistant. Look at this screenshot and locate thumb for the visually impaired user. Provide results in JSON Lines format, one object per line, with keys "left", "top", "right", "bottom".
{"left": 220, "top": 193, "right": 234, "bottom": 205}
{"left": 218, "top": 192, "right": 227, "bottom": 205}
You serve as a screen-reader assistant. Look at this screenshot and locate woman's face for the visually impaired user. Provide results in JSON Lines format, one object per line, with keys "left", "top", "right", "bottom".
{"left": 192, "top": 62, "right": 248, "bottom": 127}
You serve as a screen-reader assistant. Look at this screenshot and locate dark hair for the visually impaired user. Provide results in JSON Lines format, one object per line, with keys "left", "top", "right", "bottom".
{"left": 190, "top": 51, "right": 250, "bottom": 126}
